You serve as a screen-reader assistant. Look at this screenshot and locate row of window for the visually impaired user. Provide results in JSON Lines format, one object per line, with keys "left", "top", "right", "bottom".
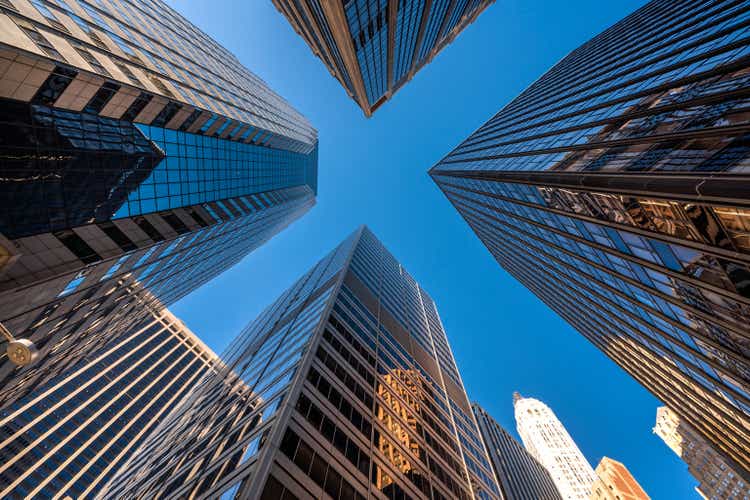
{"left": 279, "top": 428, "right": 367, "bottom": 500}
{"left": 312, "top": 331, "right": 473, "bottom": 498}
{"left": 465, "top": 204, "right": 750, "bottom": 403}
{"left": 295, "top": 393, "right": 370, "bottom": 477}
{"left": 5, "top": 0, "right": 315, "bottom": 146}
{"left": 458, "top": 1, "right": 748, "bottom": 148}
{"left": 329, "top": 301, "right": 462, "bottom": 455}
{"left": 450, "top": 186, "right": 750, "bottom": 379}
{"left": 482, "top": 220, "right": 750, "bottom": 433}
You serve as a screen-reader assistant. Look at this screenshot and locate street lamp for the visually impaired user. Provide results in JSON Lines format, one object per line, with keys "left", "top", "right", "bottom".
{"left": 1, "top": 322, "right": 39, "bottom": 366}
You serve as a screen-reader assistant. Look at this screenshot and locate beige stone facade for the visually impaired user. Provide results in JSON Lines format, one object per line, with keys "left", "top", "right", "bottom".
{"left": 654, "top": 406, "right": 750, "bottom": 499}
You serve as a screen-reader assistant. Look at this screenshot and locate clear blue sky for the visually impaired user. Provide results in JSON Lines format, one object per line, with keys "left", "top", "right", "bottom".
{"left": 168, "top": 1, "right": 697, "bottom": 497}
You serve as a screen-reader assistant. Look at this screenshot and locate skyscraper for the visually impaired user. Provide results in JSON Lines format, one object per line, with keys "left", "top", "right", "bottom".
{"left": 0, "top": 306, "right": 218, "bottom": 498}
{"left": 273, "top": 0, "right": 494, "bottom": 116}
{"left": 473, "top": 402, "right": 562, "bottom": 500}
{"left": 0, "top": 0, "right": 318, "bottom": 408}
{"left": 430, "top": 0, "right": 750, "bottom": 478}
{"left": 654, "top": 406, "right": 750, "bottom": 499}
{"left": 514, "top": 393, "right": 597, "bottom": 500}
{"left": 590, "top": 457, "right": 649, "bottom": 500}
{"left": 104, "top": 226, "right": 502, "bottom": 500}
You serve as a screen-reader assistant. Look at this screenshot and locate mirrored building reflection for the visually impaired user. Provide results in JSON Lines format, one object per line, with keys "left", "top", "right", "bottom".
{"left": 0, "top": 0, "right": 318, "bottom": 409}
{"left": 431, "top": 0, "right": 750, "bottom": 480}
{"left": 272, "top": 0, "right": 494, "bottom": 116}
{"left": 104, "top": 227, "right": 501, "bottom": 500}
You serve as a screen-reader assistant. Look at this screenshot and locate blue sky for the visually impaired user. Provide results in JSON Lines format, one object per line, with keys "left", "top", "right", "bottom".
{"left": 168, "top": 1, "right": 697, "bottom": 497}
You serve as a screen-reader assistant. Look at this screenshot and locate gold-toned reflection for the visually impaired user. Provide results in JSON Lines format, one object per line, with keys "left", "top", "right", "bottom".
{"left": 539, "top": 186, "right": 750, "bottom": 256}
{"left": 373, "top": 368, "right": 429, "bottom": 497}
{"left": 377, "top": 369, "right": 423, "bottom": 467}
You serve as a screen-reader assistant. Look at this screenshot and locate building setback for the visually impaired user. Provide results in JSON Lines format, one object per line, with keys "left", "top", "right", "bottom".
{"left": 0, "top": 306, "right": 218, "bottom": 498}
{"left": 590, "top": 457, "right": 649, "bottom": 500}
{"left": 430, "top": 0, "right": 750, "bottom": 479}
{"left": 473, "top": 402, "right": 562, "bottom": 500}
{"left": 103, "top": 226, "right": 502, "bottom": 500}
{"left": 514, "top": 393, "right": 597, "bottom": 500}
{"left": 273, "top": 0, "right": 494, "bottom": 116}
{"left": 0, "top": 0, "right": 318, "bottom": 409}
{"left": 654, "top": 406, "right": 750, "bottom": 499}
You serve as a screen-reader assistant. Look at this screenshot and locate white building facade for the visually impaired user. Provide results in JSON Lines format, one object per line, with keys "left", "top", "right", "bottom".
{"left": 514, "top": 393, "right": 597, "bottom": 499}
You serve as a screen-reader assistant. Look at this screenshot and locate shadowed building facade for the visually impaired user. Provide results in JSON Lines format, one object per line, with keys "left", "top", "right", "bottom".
{"left": 590, "top": 457, "right": 649, "bottom": 500}
{"left": 0, "top": 306, "right": 218, "bottom": 498}
{"left": 473, "top": 403, "right": 562, "bottom": 500}
{"left": 430, "top": 0, "right": 750, "bottom": 480}
{"left": 654, "top": 406, "right": 750, "bottom": 499}
{"left": 0, "top": 0, "right": 317, "bottom": 409}
{"left": 272, "top": 0, "right": 494, "bottom": 116}
{"left": 103, "top": 227, "right": 501, "bottom": 500}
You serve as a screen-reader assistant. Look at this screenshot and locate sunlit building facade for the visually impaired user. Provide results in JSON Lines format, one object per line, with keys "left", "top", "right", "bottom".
{"left": 0, "top": 307, "right": 218, "bottom": 498}
{"left": 514, "top": 393, "right": 596, "bottom": 500}
{"left": 104, "top": 227, "right": 501, "bottom": 500}
{"left": 0, "top": 0, "right": 318, "bottom": 409}
{"left": 590, "top": 457, "right": 649, "bottom": 500}
{"left": 431, "top": 0, "right": 750, "bottom": 479}
{"left": 273, "top": 0, "right": 494, "bottom": 116}
{"left": 473, "top": 403, "right": 562, "bottom": 500}
{"left": 654, "top": 406, "right": 750, "bottom": 499}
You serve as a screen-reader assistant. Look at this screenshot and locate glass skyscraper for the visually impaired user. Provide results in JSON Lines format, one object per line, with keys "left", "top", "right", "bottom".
{"left": 473, "top": 403, "right": 562, "bottom": 500}
{"left": 0, "top": 0, "right": 317, "bottom": 408}
{"left": 272, "top": 0, "right": 494, "bottom": 116}
{"left": 431, "top": 0, "right": 750, "bottom": 479}
{"left": 0, "top": 306, "right": 218, "bottom": 498}
{"left": 103, "top": 226, "right": 501, "bottom": 500}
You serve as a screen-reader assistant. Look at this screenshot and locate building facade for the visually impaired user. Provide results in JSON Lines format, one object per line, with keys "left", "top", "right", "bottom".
{"left": 654, "top": 406, "right": 750, "bottom": 499}
{"left": 514, "top": 393, "right": 596, "bottom": 499}
{"left": 430, "top": 0, "right": 750, "bottom": 479}
{"left": 0, "top": 0, "right": 318, "bottom": 409}
{"left": 273, "top": 0, "right": 494, "bottom": 116}
{"left": 103, "top": 227, "right": 501, "bottom": 500}
{"left": 0, "top": 306, "right": 218, "bottom": 498}
{"left": 590, "top": 457, "right": 649, "bottom": 500}
{"left": 473, "top": 402, "right": 562, "bottom": 500}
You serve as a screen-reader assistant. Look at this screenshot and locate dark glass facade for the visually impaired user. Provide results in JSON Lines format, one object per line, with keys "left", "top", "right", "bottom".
{"left": 0, "top": 308, "right": 217, "bottom": 498}
{"left": 0, "top": 96, "right": 316, "bottom": 239}
{"left": 273, "top": 0, "right": 495, "bottom": 116}
{"left": 431, "top": 0, "right": 750, "bottom": 480}
{"left": 104, "top": 227, "right": 501, "bottom": 499}
{"left": 0, "top": 98, "right": 165, "bottom": 239}
{"left": 473, "top": 403, "right": 562, "bottom": 500}
{"left": 0, "top": 0, "right": 318, "bottom": 411}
